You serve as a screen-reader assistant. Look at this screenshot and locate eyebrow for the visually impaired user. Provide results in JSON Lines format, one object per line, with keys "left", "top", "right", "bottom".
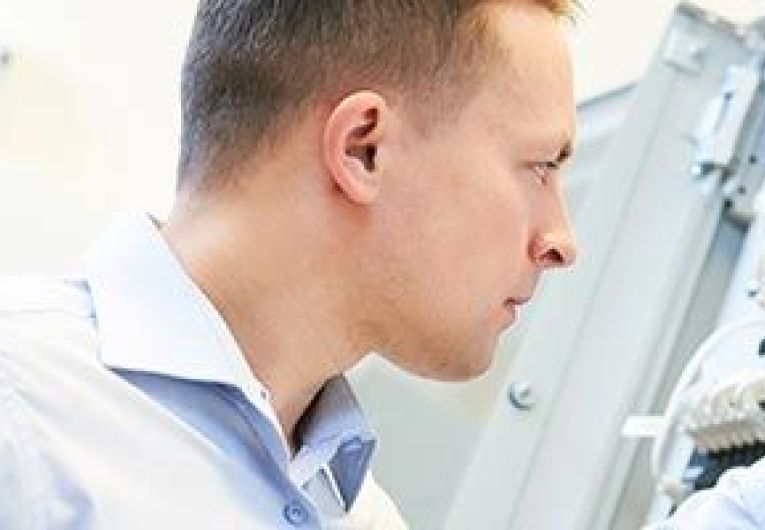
{"left": 555, "top": 140, "right": 573, "bottom": 165}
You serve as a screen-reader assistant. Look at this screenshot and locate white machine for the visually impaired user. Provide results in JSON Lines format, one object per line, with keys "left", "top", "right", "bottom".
{"left": 616, "top": 3, "right": 765, "bottom": 525}
{"left": 626, "top": 214, "right": 765, "bottom": 525}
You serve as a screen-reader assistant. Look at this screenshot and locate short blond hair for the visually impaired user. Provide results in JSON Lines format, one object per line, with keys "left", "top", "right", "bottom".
{"left": 179, "top": 0, "right": 577, "bottom": 190}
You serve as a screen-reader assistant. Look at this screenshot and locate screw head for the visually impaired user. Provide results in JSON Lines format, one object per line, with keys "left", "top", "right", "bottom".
{"left": 508, "top": 381, "right": 536, "bottom": 411}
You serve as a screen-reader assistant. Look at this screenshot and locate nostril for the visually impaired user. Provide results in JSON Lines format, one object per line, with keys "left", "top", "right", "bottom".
{"left": 543, "top": 248, "right": 565, "bottom": 267}
{"left": 532, "top": 236, "right": 577, "bottom": 269}
{"left": 540, "top": 244, "right": 576, "bottom": 268}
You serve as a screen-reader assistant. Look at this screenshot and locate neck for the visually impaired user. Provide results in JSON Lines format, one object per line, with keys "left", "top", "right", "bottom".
{"left": 162, "top": 195, "right": 370, "bottom": 451}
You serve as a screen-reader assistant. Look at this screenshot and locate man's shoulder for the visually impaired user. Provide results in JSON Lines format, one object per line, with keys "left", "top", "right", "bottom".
{"left": 0, "top": 275, "right": 97, "bottom": 362}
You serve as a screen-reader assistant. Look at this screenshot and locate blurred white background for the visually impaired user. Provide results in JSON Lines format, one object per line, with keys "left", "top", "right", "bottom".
{"left": 0, "top": 0, "right": 195, "bottom": 273}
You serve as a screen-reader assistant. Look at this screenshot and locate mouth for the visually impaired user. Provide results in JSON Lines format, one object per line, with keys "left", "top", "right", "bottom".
{"left": 502, "top": 298, "right": 525, "bottom": 329}
{"left": 499, "top": 297, "right": 530, "bottom": 329}
{"left": 504, "top": 296, "right": 531, "bottom": 308}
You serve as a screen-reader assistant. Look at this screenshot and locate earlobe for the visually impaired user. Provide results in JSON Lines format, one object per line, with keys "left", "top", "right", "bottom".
{"left": 323, "top": 91, "right": 388, "bottom": 205}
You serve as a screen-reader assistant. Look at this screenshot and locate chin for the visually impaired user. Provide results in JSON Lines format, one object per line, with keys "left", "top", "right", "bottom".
{"left": 384, "top": 335, "right": 498, "bottom": 382}
{"left": 418, "top": 350, "right": 495, "bottom": 383}
{"left": 452, "top": 356, "right": 494, "bottom": 381}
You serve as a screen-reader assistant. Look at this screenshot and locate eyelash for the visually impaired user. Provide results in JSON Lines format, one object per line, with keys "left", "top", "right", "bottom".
{"left": 531, "top": 160, "right": 560, "bottom": 185}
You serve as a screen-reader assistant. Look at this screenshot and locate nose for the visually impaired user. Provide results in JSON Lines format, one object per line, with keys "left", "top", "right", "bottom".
{"left": 530, "top": 204, "right": 577, "bottom": 270}
{"left": 533, "top": 234, "right": 577, "bottom": 269}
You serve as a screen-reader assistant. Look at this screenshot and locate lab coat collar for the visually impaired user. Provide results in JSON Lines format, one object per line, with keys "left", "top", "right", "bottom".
{"left": 81, "top": 212, "right": 377, "bottom": 508}
{"left": 81, "top": 212, "right": 255, "bottom": 391}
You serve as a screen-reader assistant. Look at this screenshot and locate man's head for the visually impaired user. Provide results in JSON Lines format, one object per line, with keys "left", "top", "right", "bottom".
{"left": 178, "top": 0, "right": 575, "bottom": 187}
{"left": 173, "top": 0, "right": 578, "bottom": 381}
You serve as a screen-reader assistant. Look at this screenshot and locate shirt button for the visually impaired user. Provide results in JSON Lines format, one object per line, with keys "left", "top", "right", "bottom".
{"left": 340, "top": 436, "right": 364, "bottom": 454}
{"left": 283, "top": 501, "right": 308, "bottom": 526}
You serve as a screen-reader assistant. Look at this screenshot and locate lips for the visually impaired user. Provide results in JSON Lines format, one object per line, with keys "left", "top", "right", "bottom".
{"left": 499, "top": 296, "right": 532, "bottom": 330}
{"left": 504, "top": 296, "right": 531, "bottom": 308}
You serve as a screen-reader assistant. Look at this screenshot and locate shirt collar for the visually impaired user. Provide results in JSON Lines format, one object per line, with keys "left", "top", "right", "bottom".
{"left": 81, "top": 212, "right": 256, "bottom": 391}
{"left": 291, "top": 376, "right": 376, "bottom": 510}
{"left": 300, "top": 376, "right": 375, "bottom": 449}
{"left": 82, "top": 212, "right": 376, "bottom": 508}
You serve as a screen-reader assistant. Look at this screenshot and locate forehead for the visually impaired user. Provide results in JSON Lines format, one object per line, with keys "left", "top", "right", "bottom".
{"left": 473, "top": 2, "right": 575, "bottom": 148}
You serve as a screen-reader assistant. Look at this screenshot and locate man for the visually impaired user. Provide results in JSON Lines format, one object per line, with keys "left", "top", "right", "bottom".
{"left": 0, "top": 1, "right": 577, "bottom": 528}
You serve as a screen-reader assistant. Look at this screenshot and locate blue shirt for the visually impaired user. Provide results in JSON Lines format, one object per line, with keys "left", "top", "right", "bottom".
{"left": 0, "top": 213, "right": 406, "bottom": 529}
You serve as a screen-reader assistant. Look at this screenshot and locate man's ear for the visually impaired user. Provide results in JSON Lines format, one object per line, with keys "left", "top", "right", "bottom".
{"left": 323, "top": 91, "right": 388, "bottom": 205}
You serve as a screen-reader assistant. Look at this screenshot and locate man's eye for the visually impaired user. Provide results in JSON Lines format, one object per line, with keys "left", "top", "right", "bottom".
{"left": 531, "top": 160, "right": 559, "bottom": 185}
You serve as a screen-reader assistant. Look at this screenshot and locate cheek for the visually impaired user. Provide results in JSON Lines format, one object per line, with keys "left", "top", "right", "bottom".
{"left": 408, "top": 189, "right": 530, "bottom": 331}
{"left": 453, "top": 182, "right": 531, "bottom": 269}
{"left": 382, "top": 149, "right": 532, "bottom": 301}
